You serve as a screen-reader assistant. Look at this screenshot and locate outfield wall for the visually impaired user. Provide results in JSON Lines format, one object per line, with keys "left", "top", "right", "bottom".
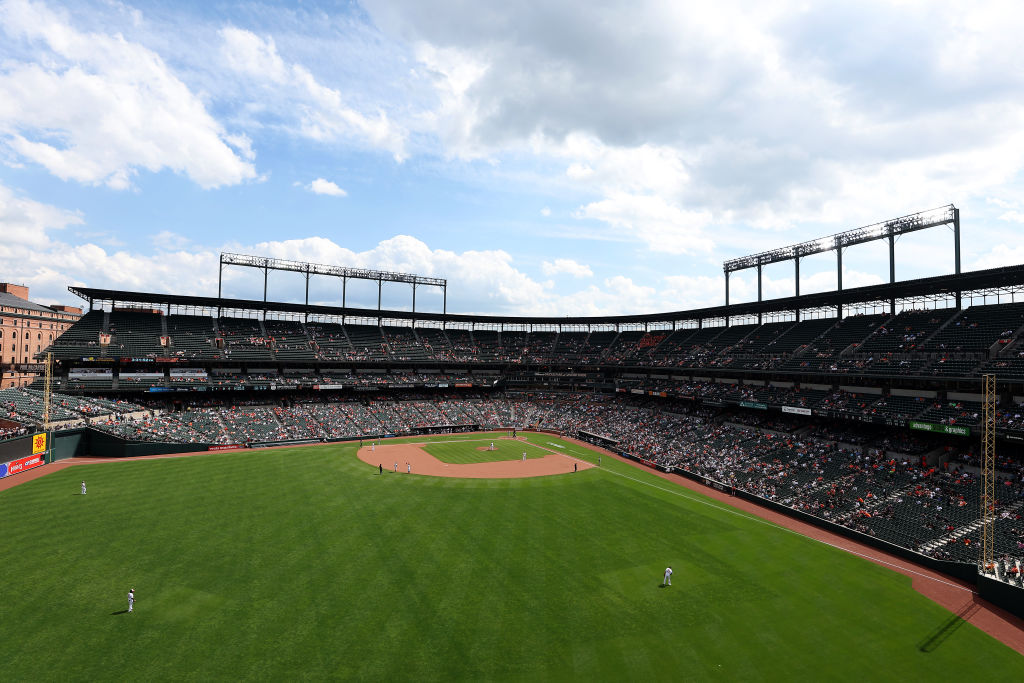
{"left": 52, "top": 428, "right": 89, "bottom": 461}
{"left": 978, "top": 575, "right": 1024, "bottom": 621}
{"left": 0, "top": 434, "right": 46, "bottom": 480}
{"left": 86, "top": 429, "right": 210, "bottom": 458}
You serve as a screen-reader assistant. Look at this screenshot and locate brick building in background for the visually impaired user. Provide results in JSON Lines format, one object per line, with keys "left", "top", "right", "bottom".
{"left": 0, "top": 283, "right": 82, "bottom": 389}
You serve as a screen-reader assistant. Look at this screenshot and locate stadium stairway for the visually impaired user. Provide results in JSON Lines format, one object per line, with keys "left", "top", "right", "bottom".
{"left": 921, "top": 498, "right": 1024, "bottom": 554}
{"left": 856, "top": 481, "right": 919, "bottom": 516}
{"left": 997, "top": 324, "right": 1024, "bottom": 358}
{"left": 917, "top": 308, "right": 964, "bottom": 348}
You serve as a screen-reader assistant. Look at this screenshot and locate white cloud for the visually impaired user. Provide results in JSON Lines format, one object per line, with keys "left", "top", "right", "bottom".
{"left": 219, "top": 26, "right": 408, "bottom": 161}
{"left": 307, "top": 178, "right": 347, "bottom": 197}
{"left": 0, "top": 182, "right": 82, "bottom": 255}
{"left": 541, "top": 258, "right": 592, "bottom": 278}
{"left": 0, "top": 0, "right": 257, "bottom": 189}
{"left": 575, "top": 193, "right": 713, "bottom": 255}
{"left": 970, "top": 244, "right": 1024, "bottom": 271}
{"left": 363, "top": 0, "right": 1024, "bottom": 260}
{"left": 998, "top": 211, "right": 1024, "bottom": 224}
{"left": 540, "top": 207, "right": 551, "bottom": 217}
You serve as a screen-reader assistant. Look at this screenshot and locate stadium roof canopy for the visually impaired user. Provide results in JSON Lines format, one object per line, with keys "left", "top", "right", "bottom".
{"left": 69, "top": 264, "right": 1024, "bottom": 328}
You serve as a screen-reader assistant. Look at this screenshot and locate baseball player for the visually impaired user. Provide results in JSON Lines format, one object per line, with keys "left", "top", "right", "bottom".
{"left": 394, "top": 462, "right": 398, "bottom": 472}
{"left": 490, "top": 441, "right": 495, "bottom": 451}
{"left": 663, "top": 566, "right": 673, "bottom": 586}
{"left": 81, "top": 481, "right": 87, "bottom": 495}
{"left": 128, "top": 588, "right": 135, "bottom": 613}
{"left": 406, "top": 462, "right": 411, "bottom": 474}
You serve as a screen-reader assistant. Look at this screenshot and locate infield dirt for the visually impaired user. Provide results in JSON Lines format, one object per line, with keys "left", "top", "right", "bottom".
{"left": 357, "top": 439, "right": 594, "bottom": 478}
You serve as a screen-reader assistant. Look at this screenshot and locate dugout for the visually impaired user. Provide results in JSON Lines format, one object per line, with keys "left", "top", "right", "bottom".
{"left": 577, "top": 430, "right": 618, "bottom": 450}
{"left": 413, "top": 423, "right": 479, "bottom": 435}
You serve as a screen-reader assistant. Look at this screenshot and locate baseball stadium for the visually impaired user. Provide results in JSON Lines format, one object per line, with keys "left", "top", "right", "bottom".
{"left": 3, "top": 206, "right": 1024, "bottom": 679}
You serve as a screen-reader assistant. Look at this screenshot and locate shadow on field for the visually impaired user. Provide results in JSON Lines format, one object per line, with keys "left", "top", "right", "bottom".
{"left": 917, "top": 597, "right": 980, "bottom": 652}
{"left": 110, "top": 610, "right": 129, "bottom": 615}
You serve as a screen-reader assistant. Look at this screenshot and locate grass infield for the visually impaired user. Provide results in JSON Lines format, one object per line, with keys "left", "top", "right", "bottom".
{"left": 0, "top": 431, "right": 1020, "bottom": 680}
{"left": 422, "top": 437, "right": 547, "bottom": 464}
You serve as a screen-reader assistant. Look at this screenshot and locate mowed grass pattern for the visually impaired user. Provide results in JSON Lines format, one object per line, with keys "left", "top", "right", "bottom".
{"left": 0, "top": 434, "right": 1020, "bottom": 681}
{"left": 423, "top": 437, "right": 548, "bottom": 464}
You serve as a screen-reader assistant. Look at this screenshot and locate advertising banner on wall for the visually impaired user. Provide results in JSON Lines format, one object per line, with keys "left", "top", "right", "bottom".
{"left": 909, "top": 420, "right": 971, "bottom": 436}
{"left": 0, "top": 453, "right": 46, "bottom": 479}
{"left": 782, "top": 406, "right": 813, "bottom": 416}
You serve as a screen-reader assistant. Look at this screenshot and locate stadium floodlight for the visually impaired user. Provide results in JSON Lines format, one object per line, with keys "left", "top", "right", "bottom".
{"left": 218, "top": 252, "right": 448, "bottom": 315}
{"left": 722, "top": 205, "right": 960, "bottom": 316}
{"left": 723, "top": 205, "right": 955, "bottom": 274}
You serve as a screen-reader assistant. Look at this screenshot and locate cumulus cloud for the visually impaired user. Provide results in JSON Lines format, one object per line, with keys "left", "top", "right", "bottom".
{"left": 0, "top": 0, "right": 257, "bottom": 189}
{"left": 219, "top": 26, "right": 408, "bottom": 161}
{"left": 306, "top": 178, "right": 347, "bottom": 197}
{"left": 541, "top": 258, "right": 592, "bottom": 278}
{"left": 365, "top": 0, "right": 1024, "bottom": 253}
{"left": 0, "top": 182, "right": 83, "bottom": 255}
{"left": 575, "top": 193, "right": 713, "bottom": 255}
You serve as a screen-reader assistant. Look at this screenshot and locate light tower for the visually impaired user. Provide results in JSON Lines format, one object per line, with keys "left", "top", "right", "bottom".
{"left": 979, "top": 373, "right": 996, "bottom": 574}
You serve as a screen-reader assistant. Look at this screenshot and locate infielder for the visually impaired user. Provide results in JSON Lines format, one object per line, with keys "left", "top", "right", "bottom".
{"left": 663, "top": 566, "right": 673, "bottom": 586}
{"left": 406, "top": 462, "right": 411, "bottom": 474}
{"left": 128, "top": 588, "right": 135, "bottom": 613}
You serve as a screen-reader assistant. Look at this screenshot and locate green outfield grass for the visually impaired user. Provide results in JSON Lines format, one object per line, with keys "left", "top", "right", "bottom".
{"left": 422, "top": 436, "right": 547, "bottom": 463}
{"left": 0, "top": 432, "right": 1020, "bottom": 680}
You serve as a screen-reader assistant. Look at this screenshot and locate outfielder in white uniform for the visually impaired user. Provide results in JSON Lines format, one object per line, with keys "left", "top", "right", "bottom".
{"left": 128, "top": 588, "right": 135, "bottom": 613}
{"left": 81, "top": 481, "right": 87, "bottom": 495}
{"left": 663, "top": 567, "right": 673, "bottom": 586}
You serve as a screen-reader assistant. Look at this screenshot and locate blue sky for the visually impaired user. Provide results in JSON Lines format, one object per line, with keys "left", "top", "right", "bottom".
{"left": 1, "top": 0, "right": 1024, "bottom": 316}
